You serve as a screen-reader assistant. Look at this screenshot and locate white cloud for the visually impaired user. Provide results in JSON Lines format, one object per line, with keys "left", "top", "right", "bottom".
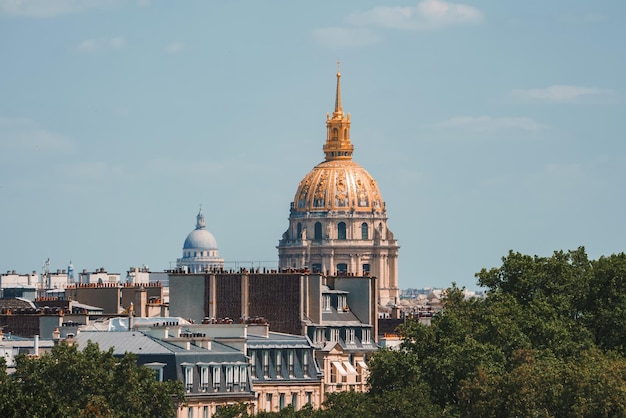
{"left": 312, "top": 27, "right": 381, "bottom": 48}
{"left": 313, "top": 1, "right": 482, "bottom": 48}
{"left": 346, "top": 0, "right": 483, "bottom": 31}
{"left": 165, "top": 42, "right": 185, "bottom": 54}
{"left": 0, "top": 118, "right": 72, "bottom": 152}
{"left": 512, "top": 85, "right": 617, "bottom": 104}
{"left": 77, "top": 36, "right": 126, "bottom": 52}
{"left": 0, "top": 0, "right": 114, "bottom": 18}
{"left": 436, "top": 116, "right": 546, "bottom": 132}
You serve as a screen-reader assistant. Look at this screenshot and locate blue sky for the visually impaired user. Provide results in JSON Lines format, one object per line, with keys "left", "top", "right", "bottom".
{"left": 1, "top": 0, "right": 624, "bottom": 290}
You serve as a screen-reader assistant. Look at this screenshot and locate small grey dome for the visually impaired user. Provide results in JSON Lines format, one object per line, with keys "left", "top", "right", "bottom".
{"left": 182, "top": 209, "right": 218, "bottom": 250}
{"left": 183, "top": 228, "right": 218, "bottom": 250}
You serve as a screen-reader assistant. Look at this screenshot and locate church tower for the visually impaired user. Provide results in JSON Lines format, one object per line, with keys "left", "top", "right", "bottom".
{"left": 278, "top": 66, "right": 400, "bottom": 306}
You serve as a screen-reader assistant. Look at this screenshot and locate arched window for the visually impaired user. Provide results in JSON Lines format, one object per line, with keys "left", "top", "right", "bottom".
{"left": 297, "top": 223, "right": 302, "bottom": 239}
{"left": 332, "top": 128, "right": 338, "bottom": 140}
{"left": 338, "top": 222, "right": 346, "bottom": 240}
{"left": 361, "top": 222, "right": 368, "bottom": 240}
{"left": 314, "top": 222, "right": 323, "bottom": 240}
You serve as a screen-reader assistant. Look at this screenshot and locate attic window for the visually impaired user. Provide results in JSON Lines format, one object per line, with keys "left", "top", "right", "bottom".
{"left": 323, "top": 295, "right": 331, "bottom": 312}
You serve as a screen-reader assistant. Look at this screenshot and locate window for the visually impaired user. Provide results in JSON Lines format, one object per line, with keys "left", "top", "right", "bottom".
{"left": 362, "top": 263, "right": 370, "bottom": 275}
{"left": 226, "top": 366, "right": 234, "bottom": 391}
{"left": 276, "top": 351, "right": 282, "bottom": 377}
{"left": 314, "top": 328, "right": 325, "bottom": 344}
{"left": 212, "top": 366, "right": 221, "bottom": 391}
{"left": 332, "top": 128, "right": 338, "bottom": 140}
{"left": 362, "top": 329, "right": 371, "bottom": 344}
{"left": 312, "top": 263, "right": 322, "bottom": 273}
{"left": 250, "top": 352, "right": 256, "bottom": 377}
{"left": 240, "top": 366, "right": 247, "bottom": 390}
{"left": 200, "top": 366, "right": 210, "bottom": 392}
{"left": 233, "top": 365, "right": 240, "bottom": 386}
{"left": 263, "top": 350, "right": 270, "bottom": 377}
{"left": 346, "top": 328, "right": 356, "bottom": 344}
{"left": 188, "top": 406, "right": 193, "bottom": 418}
{"left": 297, "top": 223, "right": 302, "bottom": 239}
{"left": 288, "top": 350, "right": 295, "bottom": 377}
{"left": 303, "top": 351, "right": 309, "bottom": 377}
{"left": 336, "top": 263, "right": 347, "bottom": 275}
{"left": 314, "top": 222, "right": 322, "bottom": 240}
{"left": 144, "top": 363, "right": 165, "bottom": 382}
{"left": 337, "top": 222, "right": 346, "bottom": 240}
{"left": 361, "top": 222, "right": 368, "bottom": 239}
{"left": 306, "top": 392, "right": 312, "bottom": 406}
{"left": 203, "top": 406, "right": 209, "bottom": 418}
{"left": 184, "top": 366, "right": 193, "bottom": 392}
{"left": 266, "top": 394, "right": 273, "bottom": 412}
{"left": 322, "top": 295, "right": 331, "bottom": 312}
{"left": 330, "top": 328, "right": 340, "bottom": 342}
{"left": 279, "top": 393, "right": 286, "bottom": 410}
{"left": 338, "top": 295, "right": 347, "bottom": 311}
{"left": 292, "top": 393, "right": 298, "bottom": 410}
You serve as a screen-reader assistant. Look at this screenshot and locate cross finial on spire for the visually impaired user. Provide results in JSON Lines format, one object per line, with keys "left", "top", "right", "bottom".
{"left": 337, "top": 59, "right": 341, "bottom": 76}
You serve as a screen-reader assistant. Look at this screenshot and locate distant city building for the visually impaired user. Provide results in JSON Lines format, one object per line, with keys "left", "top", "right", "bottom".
{"left": 277, "top": 67, "right": 399, "bottom": 306}
{"left": 177, "top": 209, "right": 225, "bottom": 273}
{"left": 168, "top": 269, "right": 377, "bottom": 401}
{"left": 78, "top": 267, "right": 120, "bottom": 285}
{"left": 74, "top": 319, "right": 255, "bottom": 418}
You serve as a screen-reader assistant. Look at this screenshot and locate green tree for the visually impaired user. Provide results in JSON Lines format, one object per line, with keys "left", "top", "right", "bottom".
{"left": 4, "top": 341, "right": 185, "bottom": 418}
{"left": 585, "top": 252, "right": 626, "bottom": 354}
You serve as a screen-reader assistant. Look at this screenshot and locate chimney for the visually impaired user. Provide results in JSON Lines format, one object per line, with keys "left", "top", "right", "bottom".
{"left": 33, "top": 335, "right": 39, "bottom": 356}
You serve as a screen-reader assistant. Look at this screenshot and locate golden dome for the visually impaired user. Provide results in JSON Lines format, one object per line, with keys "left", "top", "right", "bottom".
{"left": 293, "top": 160, "right": 383, "bottom": 213}
{"left": 292, "top": 64, "right": 384, "bottom": 214}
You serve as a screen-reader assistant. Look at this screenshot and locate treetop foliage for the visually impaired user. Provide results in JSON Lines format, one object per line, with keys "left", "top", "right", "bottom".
{"left": 228, "top": 247, "right": 626, "bottom": 417}
{"left": 0, "top": 341, "right": 185, "bottom": 418}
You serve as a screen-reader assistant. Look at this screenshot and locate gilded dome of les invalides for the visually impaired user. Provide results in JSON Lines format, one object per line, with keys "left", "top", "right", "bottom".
{"left": 291, "top": 67, "right": 384, "bottom": 214}
{"left": 279, "top": 64, "right": 399, "bottom": 306}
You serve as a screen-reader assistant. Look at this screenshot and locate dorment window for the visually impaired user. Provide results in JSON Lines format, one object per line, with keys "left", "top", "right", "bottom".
{"left": 144, "top": 362, "right": 165, "bottom": 382}
{"left": 346, "top": 328, "right": 356, "bottom": 344}
{"left": 338, "top": 294, "right": 347, "bottom": 311}
{"left": 314, "top": 328, "right": 325, "bottom": 344}
{"left": 226, "top": 366, "right": 234, "bottom": 391}
{"left": 200, "top": 366, "right": 210, "bottom": 392}
{"left": 288, "top": 350, "right": 295, "bottom": 377}
{"left": 184, "top": 366, "right": 193, "bottom": 392}
{"left": 276, "top": 351, "right": 282, "bottom": 377}
{"left": 303, "top": 351, "right": 309, "bottom": 377}
{"left": 239, "top": 366, "right": 247, "bottom": 391}
{"left": 212, "top": 366, "right": 221, "bottom": 391}
{"left": 263, "top": 350, "right": 270, "bottom": 377}
{"left": 250, "top": 352, "right": 256, "bottom": 377}
{"left": 323, "top": 295, "right": 331, "bottom": 312}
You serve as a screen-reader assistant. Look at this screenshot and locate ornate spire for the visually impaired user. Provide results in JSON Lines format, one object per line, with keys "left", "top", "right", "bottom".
{"left": 196, "top": 207, "right": 206, "bottom": 230}
{"left": 324, "top": 63, "right": 354, "bottom": 161}
{"left": 334, "top": 60, "right": 343, "bottom": 117}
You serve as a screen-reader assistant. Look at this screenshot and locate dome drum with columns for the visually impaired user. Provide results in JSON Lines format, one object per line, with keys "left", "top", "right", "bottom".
{"left": 177, "top": 209, "right": 224, "bottom": 273}
{"left": 278, "top": 66, "right": 399, "bottom": 306}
